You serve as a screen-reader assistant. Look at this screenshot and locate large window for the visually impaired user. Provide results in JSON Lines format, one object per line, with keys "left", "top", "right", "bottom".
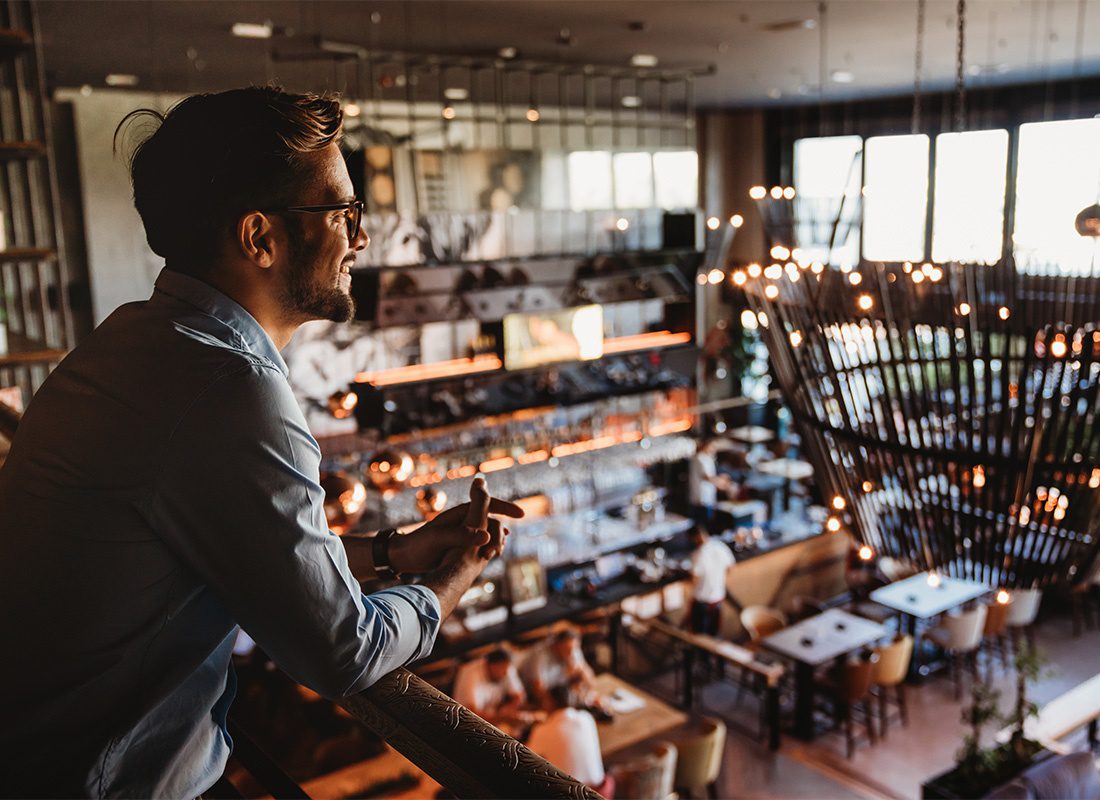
{"left": 862, "top": 134, "right": 929, "bottom": 262}
{"left": 1014, "top": 118, "right": 1100, "bottom": 274}
{"left": 932, "top": 129, "right": 1008, "bottom": 264}
{"left": 612, "top": 152, "right": 655, "bottom": 208}
{"left": 793, "top": 135, "right": 862, "bottom": 268}
{"left": 567, "top": 151, "right": 613, "bottom": 210}
{"left": 653, "top": 150, "right": 698, "bottom": 209}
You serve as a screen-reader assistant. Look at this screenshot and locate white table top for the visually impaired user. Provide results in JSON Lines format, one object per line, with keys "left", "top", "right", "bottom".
{"left": 870, "top": 573, "right": 988, "bottom": 619}
{"left": 729, "top": 425, "right": 775, "bottom": 443}
{"left": 755, "top": 457, "right": 814, "bottom": 480}
{"left": 762, "top": 608, "right": 891, "bottom": 666}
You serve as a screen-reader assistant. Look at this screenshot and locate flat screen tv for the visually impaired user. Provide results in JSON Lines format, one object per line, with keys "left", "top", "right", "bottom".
{"left": 503, "top": 304, "right": 603, "bottom": 370}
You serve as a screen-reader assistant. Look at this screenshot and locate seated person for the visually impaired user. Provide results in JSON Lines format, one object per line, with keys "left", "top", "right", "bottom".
{"left": 452, "top": 648, "right": 527, "bottom": 727}
{"left": 525, "top": 686, "right": 612, "bottom": 795}
{"left": 520, "top": 629, "right": 597, "bottom": 711}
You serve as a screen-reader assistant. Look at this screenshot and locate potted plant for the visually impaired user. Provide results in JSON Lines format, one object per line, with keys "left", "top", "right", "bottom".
{"left": 922, "top": 644, "right": 1050, "bottom": 799}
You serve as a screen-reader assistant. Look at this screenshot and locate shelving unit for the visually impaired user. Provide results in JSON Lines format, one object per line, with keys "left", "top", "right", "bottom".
{"left": 0, "top": 2, "right": 74, "bottom": 403}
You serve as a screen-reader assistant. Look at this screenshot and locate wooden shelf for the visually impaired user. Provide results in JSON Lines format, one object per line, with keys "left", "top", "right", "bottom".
{"left": 0, "top": 247, "right": 56, "bottom": 264}
{"left": 0, "top": 141, "right": 46, "bottom": 160}
{"left": 0, "top": 331, "right": 67, "bottom": 367}
{"left": 0, "top": 28, "right": 32, "bottom": 58}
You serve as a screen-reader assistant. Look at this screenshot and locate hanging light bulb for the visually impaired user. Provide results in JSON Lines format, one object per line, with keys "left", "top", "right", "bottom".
{"left": 747, "top": 263, "right": 762, "bottom": 278}
{"left": 730, "top": 214, "right": 744, "bottom": 228}
{"left": 958, "top": 302, "right": 971, "bottom": 315}
{"left": 526, "top": 105, "right": 540, "bottom": 122}
{"left": 857, "top": 294, "right": 873, "bottom": 311}
{"left": 749, "top": 186, "right": 767, "bottom": 200}
{"left": 706, "top": 216, "right": 721, "bottom": 231}
{"left": 441, "top": 103, "right": 456, "bottom": 120}
{"left": 769, "top": 186, "right": 784, "bottom": 199}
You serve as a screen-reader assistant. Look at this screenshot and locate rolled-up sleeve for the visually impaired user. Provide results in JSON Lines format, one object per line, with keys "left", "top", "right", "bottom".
{"left": 147, "top": 362, "right": 439, "bottom": 698}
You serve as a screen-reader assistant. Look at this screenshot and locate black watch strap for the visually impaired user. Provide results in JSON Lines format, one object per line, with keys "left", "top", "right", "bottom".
{"left": 373, "top": 528, "right": 400, "bottom": 578}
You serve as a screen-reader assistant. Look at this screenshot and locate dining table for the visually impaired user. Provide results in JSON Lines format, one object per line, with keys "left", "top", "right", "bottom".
{"left": 761, "top": 608, "right": 891, "bottom": 740}
{"left": 593, "top": 673, "right": 689, "bottom": 756}
{"left": 753, "top": 457, "right": 814, "bottom": 511}
{"left": 870, "top": 572, "right": 988, "bottom": 677}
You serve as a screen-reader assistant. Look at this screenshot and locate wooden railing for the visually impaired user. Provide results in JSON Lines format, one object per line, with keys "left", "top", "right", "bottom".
{"left": 341, "top": 668, "right": 602, "bottom": 800}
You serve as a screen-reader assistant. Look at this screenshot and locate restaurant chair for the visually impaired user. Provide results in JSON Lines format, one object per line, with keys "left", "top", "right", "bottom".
{"left": 818, "top": 654, "right": 879, "bottom": 758}
{"left": 672, "top": 717, "right": 726, "bottom": 800}
{"left": 740, "top": 606, "right": 788, "bottom": 647}
{"left": 1004, "top": 588, "right": 1042, "bottom": 653}
{"left": 924, "top": 604, "right": 988, "bottom": 700}
{"left": 980, "top": 600, "right": 1012, "bottom": 679}
{"left": 609, "top": 741, "right": 678, "bottom": 800}
{"left": 870, "top": 634, "right": 913, "bottom": 737}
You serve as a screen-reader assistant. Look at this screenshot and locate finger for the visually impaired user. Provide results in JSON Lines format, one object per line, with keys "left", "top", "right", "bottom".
{"left": 464, "top": 477, "right": 490, "bottom": 530}
{"left": 487, "top": 497, "right": 525, "bottom": 519}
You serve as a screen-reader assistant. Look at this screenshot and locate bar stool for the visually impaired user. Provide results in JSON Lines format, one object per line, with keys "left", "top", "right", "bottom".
{"left": 924, "top": 604, "right": 988, "bottom": 700}
{"left": 870, "top": 634, "right": 913, "bottom": 737}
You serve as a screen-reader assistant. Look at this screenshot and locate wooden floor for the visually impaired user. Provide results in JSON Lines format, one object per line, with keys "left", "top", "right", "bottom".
{"left": 638, "top": 596, "right": 1100, "bottom": 800}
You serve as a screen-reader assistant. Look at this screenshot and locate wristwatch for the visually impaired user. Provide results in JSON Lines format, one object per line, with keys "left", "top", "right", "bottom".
{"left": 373, "top": 528, "right": 401, "bottom": 579}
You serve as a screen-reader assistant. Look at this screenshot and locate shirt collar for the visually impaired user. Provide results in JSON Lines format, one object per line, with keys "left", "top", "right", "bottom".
{"left": 153, "top": 267, "right": 289, "bottom": 377}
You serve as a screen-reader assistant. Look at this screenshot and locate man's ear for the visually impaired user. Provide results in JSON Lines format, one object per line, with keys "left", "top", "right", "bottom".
{"left": 236, "top": 211, "right": 276, "bottom": 268}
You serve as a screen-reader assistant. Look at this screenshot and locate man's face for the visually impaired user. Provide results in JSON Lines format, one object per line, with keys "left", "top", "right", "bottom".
{"left": 278, "top": 143, "right": 368, "bottom": 324}
{"left": 487, "top": 660, "right": 510, "bottom": 682}
{"left": 552, "top": 638, "right": 576, "bottom": 662}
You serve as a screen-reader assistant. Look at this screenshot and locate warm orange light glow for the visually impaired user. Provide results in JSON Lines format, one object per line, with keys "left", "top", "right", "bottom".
{"left": 518, "top": 449, "right": 550, "bottom": 465}
{"left": 858, "top": 545, "right": 874, "bottom": 561}
{"left": 602, "top": 330, "right": 692, "bottom": 354}
{"left": 479, "top": 456, "right": 515, "bottom": 473}
{"left": 832, "top": 495, "right": 846, "bottom": 510}
{"left": 996, "top": 589, "right": 1011, "bottom": 605}
{"left": 356, "top": 355, "right": 502, "bottom": 386}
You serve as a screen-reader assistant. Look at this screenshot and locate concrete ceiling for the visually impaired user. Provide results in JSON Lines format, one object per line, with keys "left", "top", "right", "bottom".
{"left": 35, "top": 0, "right": 1100, "bottom": 108}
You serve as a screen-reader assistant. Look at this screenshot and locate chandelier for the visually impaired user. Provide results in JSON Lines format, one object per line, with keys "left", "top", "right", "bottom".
{"left": 736, "top": 0, "right": 1100, "bottom": 589}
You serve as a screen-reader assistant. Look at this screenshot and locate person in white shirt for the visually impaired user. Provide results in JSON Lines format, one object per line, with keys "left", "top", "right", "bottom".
{"left": 452, "top": 648, "right": 526, "bottom": 726}
{"left": 526, "top": 686, "right": 611, "bottom": 793}
{"left": 688, "top": 526, "right": 736, "bottom": 636}
{"left": 689, "top": 438, "right": 736, "bottom": 533}
{"left": 520, "top": 629, "right": 597, "bottom": 711}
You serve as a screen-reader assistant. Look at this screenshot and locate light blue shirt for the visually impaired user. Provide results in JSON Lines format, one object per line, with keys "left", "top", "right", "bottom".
{"left": 0, "top": 268, "right": 441, "bottom": 798}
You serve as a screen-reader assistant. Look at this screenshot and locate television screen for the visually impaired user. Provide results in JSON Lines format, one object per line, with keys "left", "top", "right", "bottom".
{"left": 503, "top": 305, "right": 603, "bottom": 370}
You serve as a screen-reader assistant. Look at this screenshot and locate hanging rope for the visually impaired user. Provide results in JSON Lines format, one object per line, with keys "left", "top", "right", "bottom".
{"left": 911, "top": 0, "right": 926, "bottom": 134}
{"left": 954, "top": 0, "right": 967, "bottom": 133}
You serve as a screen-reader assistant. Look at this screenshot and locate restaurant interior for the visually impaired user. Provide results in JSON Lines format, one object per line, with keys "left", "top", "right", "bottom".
{"left": 3, "top": 0, "right": 1100, "bottom": 798}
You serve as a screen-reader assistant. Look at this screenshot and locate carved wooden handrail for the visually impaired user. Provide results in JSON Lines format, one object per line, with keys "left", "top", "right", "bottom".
{"left": 340, "top": 668, "right": 604, "bottom": 800}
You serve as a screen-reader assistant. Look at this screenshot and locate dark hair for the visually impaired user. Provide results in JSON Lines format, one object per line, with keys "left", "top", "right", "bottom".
{"left": 547, "top": 685, "right": 575, "bottom": 711}
{"left": 552, "top": 629, "right": 579, "bottom": 644}
{"left": 485, "top": 648, "right": 511, "bottom": 665}
{"left": 115, "top": 85, "right": 343, "bottom": 270}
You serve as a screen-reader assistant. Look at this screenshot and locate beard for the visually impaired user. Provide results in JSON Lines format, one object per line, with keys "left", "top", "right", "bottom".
{"left": 280, "top": 217, "right": 356, "bottom": 323}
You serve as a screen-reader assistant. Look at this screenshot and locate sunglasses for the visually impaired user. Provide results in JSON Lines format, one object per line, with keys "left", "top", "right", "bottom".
{"left": 265, "top": 199, "right": 364, "bottom": 243}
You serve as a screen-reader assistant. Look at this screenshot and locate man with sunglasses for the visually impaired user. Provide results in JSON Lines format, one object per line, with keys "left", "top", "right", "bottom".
{"left": 0, "top": 86, "right": 521, "bottom": 798}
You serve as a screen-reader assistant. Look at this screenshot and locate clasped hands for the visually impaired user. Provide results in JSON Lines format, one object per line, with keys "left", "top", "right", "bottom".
{"left": 387, "top": 477, "right": 524, "bottom": 576}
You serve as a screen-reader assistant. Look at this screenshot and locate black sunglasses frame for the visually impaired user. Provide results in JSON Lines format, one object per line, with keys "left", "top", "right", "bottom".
{"left": 264, "top": 200, "right": 364, "bottom": 242}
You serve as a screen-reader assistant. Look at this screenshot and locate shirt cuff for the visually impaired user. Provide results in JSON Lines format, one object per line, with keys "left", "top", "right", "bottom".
{"left": 371, "top": 584, "right": 443, "bottom": 662}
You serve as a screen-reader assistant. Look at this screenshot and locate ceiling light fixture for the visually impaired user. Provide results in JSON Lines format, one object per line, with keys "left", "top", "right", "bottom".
{"left": 830, "top": 70, "right": 855, "bottom": 84}
{"left": 621, "top": 95, "right": 641, "bottom": 108}
{"left": 497, "top": 46, "right": 517, "bottom": 60}
{"left": 443, "top": 87, "right": 469, "bottom": 101}
{"left": 231, "top": 21, "right": 274, "bottom": 39}
{"left": 630, "top": 53, "right": 658, "bottom": 67}
{"left": 105, "top": 73, "right": 139, "bottom": 87}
